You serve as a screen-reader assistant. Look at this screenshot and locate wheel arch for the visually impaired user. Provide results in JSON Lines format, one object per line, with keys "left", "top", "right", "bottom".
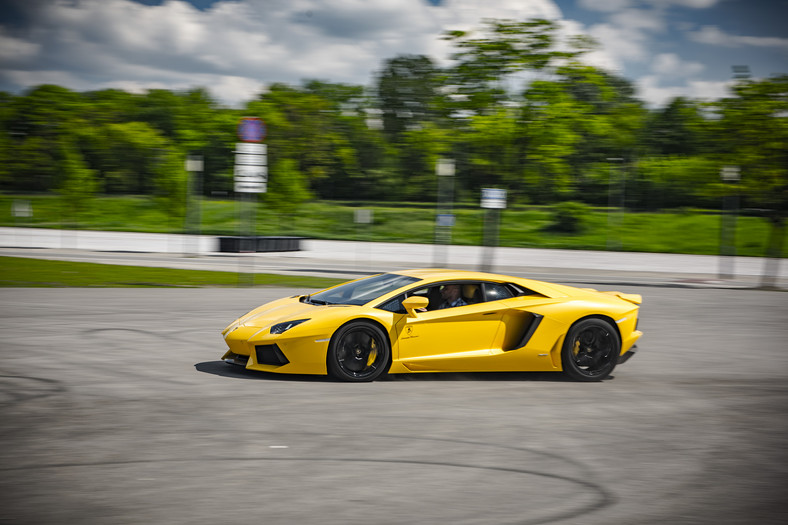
{"left": 569, "top": 313, "right": 621, "bottom": 342}
{"left": 326, "top": 317, "right": 393, "bottom": 365}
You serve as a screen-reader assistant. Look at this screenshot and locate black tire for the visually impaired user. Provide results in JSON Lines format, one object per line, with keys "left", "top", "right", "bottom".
{"left": 327, "top": 321, "right": 391, "bottom": 382}
{"left": 561, "top": 318, "right": 620, "bottom": 382}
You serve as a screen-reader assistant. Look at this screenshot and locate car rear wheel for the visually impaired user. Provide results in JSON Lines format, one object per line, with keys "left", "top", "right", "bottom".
{"left": 562, "top": 318, "right": 620, "bottom": 381}
{"left": 327, "top": 321, "right": 391, "bottom": 382}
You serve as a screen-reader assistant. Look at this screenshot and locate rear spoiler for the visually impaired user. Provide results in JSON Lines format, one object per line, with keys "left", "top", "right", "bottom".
{"left": 602, "top": 291, "right": 642, "bottom": 305}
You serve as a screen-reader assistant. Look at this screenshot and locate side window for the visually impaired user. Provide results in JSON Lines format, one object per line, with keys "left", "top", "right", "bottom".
{"left": 377, "top": 287, "right": 430, "bottom": 314}
{"left": 484, "top": 282, "right": 514, "bottom": 302}
{"left": 416, "top": 284, "right": 472, "bottom": 310}
{"left": 509, "top": 283, "right": 544, "bottom": 297}
{"left": 378, "top": 293, "right": 407, "bottom": 313}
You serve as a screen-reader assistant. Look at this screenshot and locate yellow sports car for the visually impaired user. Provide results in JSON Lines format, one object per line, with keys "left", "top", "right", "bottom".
{"left": 221, "top": 269, "right": 642, "bottom": 382}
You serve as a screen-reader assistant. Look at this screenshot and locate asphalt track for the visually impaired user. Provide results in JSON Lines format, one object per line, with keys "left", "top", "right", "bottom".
{"left": 1, "top": 285, "right": 787, "bottom": 524}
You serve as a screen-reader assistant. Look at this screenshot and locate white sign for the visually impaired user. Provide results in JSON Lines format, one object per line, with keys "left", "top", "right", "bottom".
{"left": 437, "top": 158, "right": 455, "bottom": 177}
{"left": 185, "top": 155, "right": 203, "bottom": 172}
{"left": 234, "top": 143, "right": 267, "bottom": 193}
{"left": 721, "top": 165, "right": 740, "bottom": 182}
{"left": 236, "top": 142, "right": 266, "bottom": 155}
{"left": 481, "top": 188, "right": 507, "bottom": 209}
{"left": 436, "top": 213, "right": 455, "bottom": 227}
{"left": 12, "top": 200, "right": 32, "bottom": 218}
{"left": 354, "top": 209, "right": 373, "bottom": 224}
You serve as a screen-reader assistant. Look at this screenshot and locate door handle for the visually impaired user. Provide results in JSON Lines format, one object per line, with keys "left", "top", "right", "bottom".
{"left": 483, "top": 312, "right": 499, "bottom": 315}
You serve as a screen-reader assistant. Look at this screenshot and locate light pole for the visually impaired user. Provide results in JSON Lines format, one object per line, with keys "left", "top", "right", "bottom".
{"left": 719, "top": 165, "right": 740, "bottom": 279}
{"left": 479, "top": 188, "right": 506, "bottom": 272}
{"left": 433, "top": 158, "right": 455, "bottom": 267}
{"left": 607, "top": 157, "right": 623, "bottom": 250}
{"left": 717, "top": 65, "right": 750, "bottom": 280}
{"left": 185, "top": 154, "right": 203, "bottom": 256}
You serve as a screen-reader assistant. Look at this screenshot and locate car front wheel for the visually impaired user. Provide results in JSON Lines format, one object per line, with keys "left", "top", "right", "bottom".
{"left": 327, "top": 321, "right": 391, "bottom": 382}
{"left": 562, "top": 318, "right": 620, "bottom": 381}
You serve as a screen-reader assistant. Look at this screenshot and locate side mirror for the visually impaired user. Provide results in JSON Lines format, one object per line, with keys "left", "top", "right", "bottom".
{"left": 402, "top": 296, "right": 429, "bottom": 317}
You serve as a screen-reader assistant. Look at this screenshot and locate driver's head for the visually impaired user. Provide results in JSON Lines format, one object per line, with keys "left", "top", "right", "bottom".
{"left": 441, "top": 284, "right": 461, "bottom": 301}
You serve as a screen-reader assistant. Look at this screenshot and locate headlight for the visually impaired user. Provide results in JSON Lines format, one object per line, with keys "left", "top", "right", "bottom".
{"left": 270, "top": 319, "right": 309, "bottom": 335}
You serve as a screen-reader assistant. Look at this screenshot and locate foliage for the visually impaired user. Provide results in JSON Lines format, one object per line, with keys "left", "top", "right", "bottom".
{"left": 377, "top": 54, "right": 440, "bottom": 139}
{"left": 264, "top": 157, "right": 312, "bottom": 215}
{"left": 0, "top": 16, "right": 785, "bottom": 261}
{"left": 630, "top": 156, "right": 719, "bottom": 210}
{"left": 711, "top": 75, "right": 788, "bottom": 219}
{"left": 1, "top": 195, "right": 784, "bottom": 257}
{"left": 58, "top": 139, "right": 98, "bottom": 220}
{"left": 546, "top": 201, "right": 589, "bottom": 233}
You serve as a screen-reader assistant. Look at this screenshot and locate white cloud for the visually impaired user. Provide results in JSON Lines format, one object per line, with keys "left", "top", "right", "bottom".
{"left": 0, "top": 0, "right": 569, "bottom": 105}
{"left": 587, "top": 22, "right": 649, "bottom": 63}
{"left": 0, "top": 0, "right": 780, "bottom": 110}
{"left": 570, "top": 7, "right": 669, "bottom": 72}
{"left": 686, "top": 78, "right": 730, "bottom": 100}
{"left": 689, "top": 25, "right": 788, "bottom": 50}
{"left": 637, "top": 74, "right": 730, "bottom": 107}
{"left": 438, "top": 0, "right": 561, "bottom": 29}
{"left": 651, "top": 53, "right": 704, "bottom": 77}
{"left": 0, "top": 30, "right": 40, "bottom": 63}
{"left": 649, "top": 0, "right": 719, "bottom": 8}
{"left": 580, "top": 0, "right": 718, "bottom": 12}
{"left": 578, "top": 0, "right": 632, "bottom": 12}
{"left": 609, "top": 8, "right": 665, "bottom": 32}
{"left": 557, "top": 19, "right": 622, "bottom": 71}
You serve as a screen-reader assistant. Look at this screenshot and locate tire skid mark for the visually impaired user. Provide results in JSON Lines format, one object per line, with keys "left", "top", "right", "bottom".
{"left": 0, "top": 374, "right": 67, "bottom": 405}
{"left": 0, "top": 435, "right": 614, "bottom": 525}
{"left": 83, "top": 326, "right": 211, "bottom": 347}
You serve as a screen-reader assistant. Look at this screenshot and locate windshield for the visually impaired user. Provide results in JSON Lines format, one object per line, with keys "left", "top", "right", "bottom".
{"left": 305, "top": 273, "right": 421, "bottom": 306}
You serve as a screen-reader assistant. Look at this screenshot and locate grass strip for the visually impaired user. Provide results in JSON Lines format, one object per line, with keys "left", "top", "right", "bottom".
{"left": 3, "top": 195, "right": 785, "bottom": 257}
{"left": 0, "top": 256, "right": 344, "bottom": 289}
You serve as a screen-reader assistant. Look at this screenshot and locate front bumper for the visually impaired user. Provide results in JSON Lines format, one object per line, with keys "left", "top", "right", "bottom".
{"left": 618, "top": 345, "right": 637, "bottom": 364}
{"left": 222, "top": 332, "right": 330, "bottom": 375}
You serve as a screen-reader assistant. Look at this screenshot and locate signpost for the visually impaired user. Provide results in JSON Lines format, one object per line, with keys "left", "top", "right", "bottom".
{"left": 433, "top": 158, "right": 455, "bottom": 267}
{"left": 480, "top": 188, "right": 506, "bottom": 272}
{"left": 719, "top": 165, "right": 740, "bottom": 279}
{"left": 184, "top": 155, "right": 204, "bottom": 255}
{"left": 235, "top": 117, "right": 267, "bottom": 285}
{"left": 607, "top": 157, "right": 623, "bottom": 250}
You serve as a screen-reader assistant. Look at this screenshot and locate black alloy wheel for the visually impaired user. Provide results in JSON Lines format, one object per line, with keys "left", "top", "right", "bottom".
{"left": 562, "top": 318, "right": 620, "bottom": 381}
{"left": 327, "top": 321, "right": 391, "bottom": 382}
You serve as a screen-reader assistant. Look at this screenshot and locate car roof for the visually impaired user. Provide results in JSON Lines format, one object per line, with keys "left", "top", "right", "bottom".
{"left": 390, "top": 268, "right": 568, "bottom": 298}
{"left": 394, "top": 268, "right": 509, "bottom": 280}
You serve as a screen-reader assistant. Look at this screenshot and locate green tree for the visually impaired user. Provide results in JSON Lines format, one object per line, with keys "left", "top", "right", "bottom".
{"left": 376, "top": 55, "right": 440, "bottom": 139}
{"left": 247, "top": 83, "right": 377, "bottom": 200}
{"left": 643, "top": 97, "right": 708, "bottom": 156}
{"left": 153, "top": 147, "right": 188, "bottom": 224}
{"left": 521, "top": 78, "right": 586, "bottom": 201}
{"left": 2, "top": 85, "right": 82, "bottom": 192}
{"left": 58, "top": 140, "right": 98, "bottom": 221}
{"left": 264, "top": 157, "right": 312, "bottom": 216}
{"left": 442, "top": 18, "right": 579, "bottom": 116}
{"left": 712, "top": 75, "right": 788, "bottom": 281}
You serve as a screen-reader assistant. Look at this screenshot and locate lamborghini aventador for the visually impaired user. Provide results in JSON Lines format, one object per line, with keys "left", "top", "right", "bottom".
{"left": 221, "top": 269, "right": 643, "bottom": 382}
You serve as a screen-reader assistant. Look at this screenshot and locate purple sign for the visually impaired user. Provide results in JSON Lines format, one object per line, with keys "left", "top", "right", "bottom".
{"left": 237, "top": 117, "right": 266, "bottom": 143}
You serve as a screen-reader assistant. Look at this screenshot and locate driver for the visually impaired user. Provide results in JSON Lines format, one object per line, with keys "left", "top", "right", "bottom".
{"left": 438, "top": 284, "right": 467, "bottom": 309}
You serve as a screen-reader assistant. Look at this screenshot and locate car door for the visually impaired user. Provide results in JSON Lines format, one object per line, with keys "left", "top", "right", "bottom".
{"left": 394, "top": 282, "right": 504, "bottom": 372}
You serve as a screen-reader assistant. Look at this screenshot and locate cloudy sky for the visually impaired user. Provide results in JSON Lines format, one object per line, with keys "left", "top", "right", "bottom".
{"left": 1, "top": 0, "right": 786, "bottom": 108}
